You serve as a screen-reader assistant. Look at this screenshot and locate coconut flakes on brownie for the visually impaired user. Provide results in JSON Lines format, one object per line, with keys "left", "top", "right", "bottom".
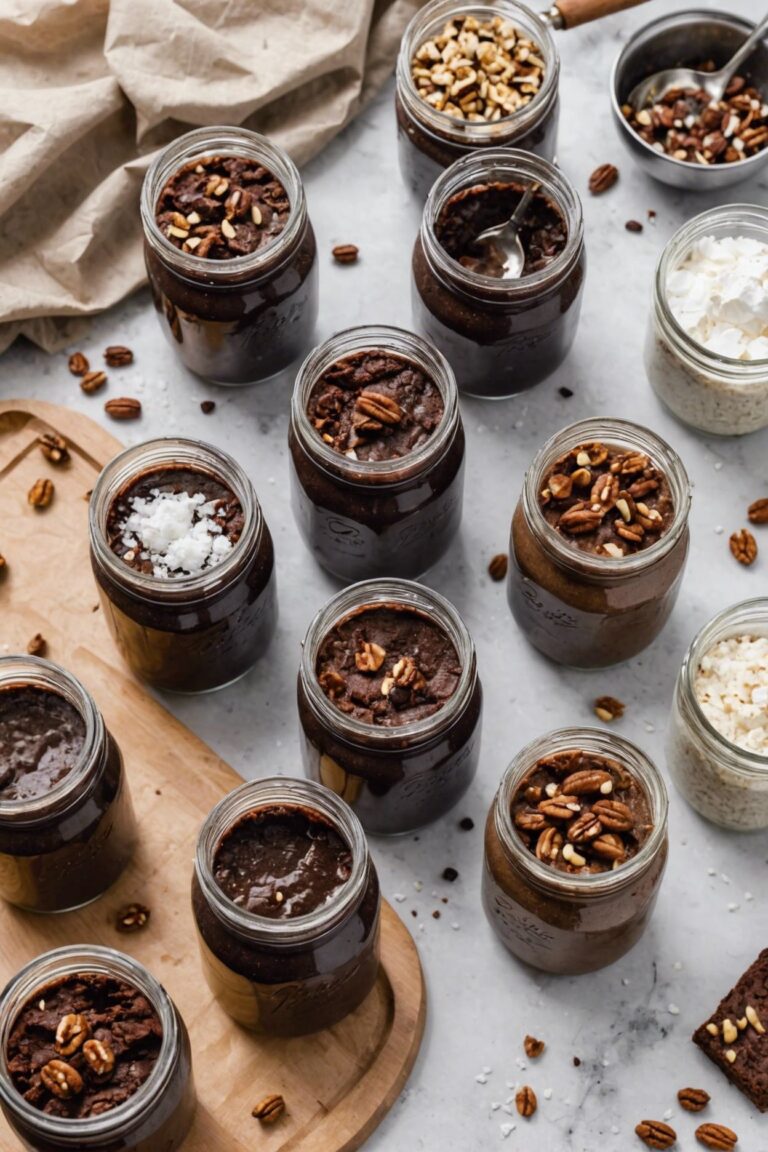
{"left": 117, "top": 489, "right": 234, "bottom": 578}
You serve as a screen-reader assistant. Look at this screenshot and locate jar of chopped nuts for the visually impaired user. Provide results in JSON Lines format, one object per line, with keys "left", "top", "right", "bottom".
{"left": 396, "top": 1, "right": 560, "bottom": 200}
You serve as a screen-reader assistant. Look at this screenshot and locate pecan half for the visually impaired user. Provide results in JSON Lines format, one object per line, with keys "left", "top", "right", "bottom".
{"left": 355, "top": 391, "right": 402, "bottom": 425}
{"left": 592, "top": 798, "right": 634, "bottom": 831}
{"left": 558, "top": 505, "right": 603, "bottom": 535}
{"left": 561, "top": 769, "right": 614, "bottom": 795}
{"left": 539, "top": 794, "right": 581, "bottom": 820}
{"left": 515, "top": 809, "right": 549, "bottom": 832}
{"left": 55, "top": 1014, "right": 91, "bottom": 1056}
{"left": 535, "top": 826, "right": 563, "bottom": 861}
{"left": 252, "top": 1094, "right": 286, "bottom": 1123}
{"left": 68, "top": 351, "right": 89, "bottom": 376}
{"left": 355, "top": 642, "right": 386, "bottom": 673}
{"left": 524, "top": 1035, "right": 545, "bottom": 1059}
{"left": 747, "top": 498, "right": 768, "bottom": 525}
{"left": 80, "top": 370, "right": 107, "bottom": 394}
{"left": 392, "top": 655, "right": 426, "bottom": 691}
{"left": 82, "top": 1038, "right": 116, "bottom": 1079}
{"left": 115, "top": 902, "right": 150, "bottom": 933}
{"left": 28, "top": 478, "right": 54, "bottom": 508}
{"left": 515, "top": 1085, "right": 537, "bottom": 1118}
{"left": 591, "top": 473, "right": 619, "bottom": 508}
{"left": 27, "top": 633, "right": 47, "bottom": 657}
{"left": 105, "top": 397, "right": 142, "bottom": 420}
{"left": 589, "top": 162, "right": 619, "bottom": 194}
{"left": 549, "top": 473, "right": 573, "bottom": 500}
{"left": 332, "top": 243, "right": 359, "bottom": 264}
{"left": 104, "top": 345, "right": 133, "bottom": 368}
{"left": 678, "top": 1087, "right": 710, "bottom": 1112}
{"left": 39, "top": 432, "right": 69, "bottom": 465}
{"left": 730, "top": 528, "right": 757, "bottom": 566}
{"left": 567, "top": 811, "right": 603, "bottom": 843}
{"left": 41, "top": 1060, "right": 84, "bottom": 1099}
{"left": 592, "top": 833, "right": 626, "bottom": 862}
{"left": 635, "top": 1120, "right": 676, "bottom": 1148}
{"left": 488, "top": 553, "right": 508, "bottom": 581}
{"left": 695, "top": 1123, "right": 737, "bottom": 1150}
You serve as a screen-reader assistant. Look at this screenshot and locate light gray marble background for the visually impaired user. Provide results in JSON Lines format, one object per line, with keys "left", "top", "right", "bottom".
{"left": 2, "top": 0, "right": 768, "bottom": 1147}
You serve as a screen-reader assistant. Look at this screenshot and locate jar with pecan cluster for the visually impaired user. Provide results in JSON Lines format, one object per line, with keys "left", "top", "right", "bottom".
{"left": 508, "top": 418, "right": 691, "bottom": 667}
{"left": 483, "top": 727, "right": 669, "bottom": 974}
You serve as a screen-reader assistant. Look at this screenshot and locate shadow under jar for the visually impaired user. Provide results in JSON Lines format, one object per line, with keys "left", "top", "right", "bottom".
{"left": 141, "top": 125, "right": 318, "bottom": 386}
{"left": 412, "top": 148, "right": 585, "bottom": 398}
{"left": 191, "top": 777, "right": 381, "bottom": 1037}
{"left": 89, "top": 438, "right": 277, "bottom": 694}
{"left": 289, "top": 325, "right": 465, "bottom": 582}
{"left": 297, "top": 579, "right": 482, "bottom": 835}
{"left": 508, "top": 418, "right": 691, "bottom": 668}
{"left": 483, "top": 727, "right": 669, "bottom": 974}
{"left": 395, "top": 0, "right": 560, "bottom": 202}
{"left": 0, "top": 657, "right": 136, "bottom": 913}
{"left": 0, "top": 945, "right": 195, "bottom": 1152}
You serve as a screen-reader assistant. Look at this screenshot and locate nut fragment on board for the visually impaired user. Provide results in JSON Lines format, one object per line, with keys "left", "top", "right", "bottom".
{"left": 27, "top": 634, "right": 47, "bottom": 657}
{"left": 115, "top": 902, "right": 151, "bottom": 933}
{"left": 39, "top": 432, "right": 70, "bottom": 465}
{"left": 28, "top": 478, "right": 54, "bottom": 508}
{"left": 252, "top": 1094, "right": 286, "bottom": 1123}
{"left": 523, "top": 1034, "right": 545, "bottom": 1059}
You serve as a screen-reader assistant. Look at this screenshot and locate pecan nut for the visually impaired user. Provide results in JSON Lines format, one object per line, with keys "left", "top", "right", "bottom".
{"left": 567, "top": 811, "right": 603, "bottom": 843}
{"left": 55, "top": 1014, "right": 91, "bottom": 1056}
{"left": 515, "top": 809, "right": 549, "bottom": 832}
{"left": 561, "top": 769, "right": 614, "bottom": 795}
{"left": 747, "top": 498, "right": 768, "bottom": 525}
{"left": 488, "top": 553, "right": 508, "bottom": 581}
{"left": 115, "top": 902, "right": 151, "bottom": 933}
{"left": 591, "top": 833, "right": 626, "bottom": 862}
{"left": 591, "top": 798, "right": 634, "bottom": 831}
{"left": 535, "top": 826, "right": 563, "bottom": 861}
{"left": 591, "top": 473, "right": 619, "bottom": 508}
{"left": 523, "top": 1035, "right": 545, "bottom": 1059}
{"left": 549, "top": 473, "right": 573, "bottom": 500}
{"left": 105, "top": 397, "right": 142, "bottom": 420}
{"left": 515, "top": 1085, "right": 537, "bottom": 1118}
{"left": 635, "top": 1120, "right": 676, "bottom": 1148}
{"left": 695, "top": 1123, "right": 737, "bottom": 1150}
{"left": 28, "top": 478, "right": 54, "bottom": 509}
{"left": 539, "top": 794, "right": 581, "bottom": 820}
{"left": 68, "top": 351, "right": 89, "bottom": 376}
{"left": 332, "top": 243, "right": 359, "bottom": 264}
{"left": 39, "top": 432, "right": 70, "bottom": 465}
{"left": 41, "top": 1059, "right": 84, "bottom": 1099}
{"left": 104, "top": 345, "right": 134, "bottom": 368}
{"left": 589, "top": 162, "right": 619, "bottom": 194}
{"left": 558, "top": 504, "right": 603, "bottom": 535}
{"left": 678, "top": 1087, "right": 710, "bottom": 1112}
{"left": 355, "top": 391, "right": 402, "bottom": 425}
{"left": 252, "top": 1093, "right": 286, "bottom": 1123}
{"left": 82, "top": 1038, "right": 116, "bottom": 1079}
{"left": 80, "top": 370, "right": 108, "bottom": 394}
{"left": 730, "top": 528, "right": 757, "bottom": 566}
{"left": 355, "top": 642, "right": 386, "bottom": 673}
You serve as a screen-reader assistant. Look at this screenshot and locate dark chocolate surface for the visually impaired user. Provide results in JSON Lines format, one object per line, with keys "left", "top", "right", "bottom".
{"left": 0, "top": 687, "right": 85, "bottom": 803}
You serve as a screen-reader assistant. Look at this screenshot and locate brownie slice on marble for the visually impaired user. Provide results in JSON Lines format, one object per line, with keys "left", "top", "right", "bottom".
{"left": 693, "top": 948, "right": 768, "bottom": 1111}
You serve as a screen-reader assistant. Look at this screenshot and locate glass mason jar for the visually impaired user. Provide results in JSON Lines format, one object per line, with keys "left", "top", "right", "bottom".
{"left": 141, "top": 125, "right": 318, "bottom": 386}
{"left": 508, "top": 418, "right": 691, "bottom": 668}
{"left": 89, "top": 438, "right": 277, "bottom": 694}
{"left": 412, "top": 149, "right": 585, "bottom": 398}
{"left": 297, "top": 579, "right": 483, "bottom": 834}
{"left": 667, "top": 599, "right": 768, "bottom": 830}
{"left": 191, "top": 777, "right": 381, "bottom": 1036}
{"left": 0, "top": 945, "right": 195, "bottom": 1152}
{"left": 483, "top": 727, "right": 669, "bottom": 974}
{"left": 395, "top": 0, "right": 560, "bottom": 201}
{"left": 0, "top": 657, "right": 136, "bottom": 913}
{"left": 288, "top": 325, "right": 465, "bottom": 582}
{"left": 645, "top": 205, "right": 768, "bottom": 436}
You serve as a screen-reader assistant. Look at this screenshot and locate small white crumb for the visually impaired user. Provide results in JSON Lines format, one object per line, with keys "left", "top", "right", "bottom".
{"left": 745, "top": 892, "right": 754, "bottom": 901}
{"left": 714, "top": 461, "right": 723, "bottom": 471}
{"left": 707, "top": 868, "right": 717, "bottom": 876}
{"left": 393, "top": 893, "right": 406, "bottom": 903}
{"left": 663, "top": 1108, "right": 673, "bottom": 1120}
{"left": 543, "top": 1088, "right": 553, "bottom": 1100}
{"left": 721, "top": 874, "right": 731, "bottom": 884}
{"left": 483, "top": 1067, "right": 492, "bottom": 1075}
{"left": 451, "top": 922, "right": 460, "bottom": 930}
{"left": 602, "top": 1059, "right": 610, "bottom": 1067}
{"left": 622, "top": 977, "right": 630, "bottom": 986}
{"left": 728, "top": 902, "right": 740, "bottom": 912}
{"left": 515, "top": 1058, "right": 527, "bottom": 1070}
{"left": 417, "top": 923, "right": 424, "bottom": 932}
{"left": 491, "top": 1102, "right": 500, "bottom": 1111}
{"left": 475, "top": 1074, "right": 488, "bottom": 1084}
{"left": 715, "top": 525, "right": 724, "bottom": 535}
{"left": 501, "top": 1103, "right": 514, "bottom": 1115}
{"left": 644, "top": 722, "right": 655, "bottom": 733}
{"left": 414, "top": 880, "right": 423, "bottom": 892}
{"left": 611, "top": 1126, "right": 620, "bottom": 1135}
{"left": 668, "top": 1004, "right": 680, "bottom": 1015}
{"left": 674, "top": 961, "right": 683, "bottom": 971}
{"left": 500, "top": 1123, "right": 515, "bottom": 1138}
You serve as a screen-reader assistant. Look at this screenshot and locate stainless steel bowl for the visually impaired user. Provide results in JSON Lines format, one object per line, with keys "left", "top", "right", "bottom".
{"left": 610, "top": 8, "right": 768, "bottom": 191}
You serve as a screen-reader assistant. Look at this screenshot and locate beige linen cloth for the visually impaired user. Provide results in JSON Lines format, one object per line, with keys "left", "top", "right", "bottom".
{"left": 0, "top": 0, "right": 419, "bottom": 354}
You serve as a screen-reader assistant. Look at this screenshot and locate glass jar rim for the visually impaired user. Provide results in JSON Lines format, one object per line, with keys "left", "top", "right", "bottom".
{"left": 522, "top": 417, "right": 691, "bottom": 578}
{"left": 0, "top": 945, "right": 179, "bottom": 1139}
{"left": 495, "top": 725, "right": 668, "bottom": 896}
{"left": 194, "top": 776, "right": 371, "bottom": 944}
{"left": 299, "top": 578, "right": 477, "bottom": 746}
{"left": 290, "top": 324, "right": 461, "bottom": 482}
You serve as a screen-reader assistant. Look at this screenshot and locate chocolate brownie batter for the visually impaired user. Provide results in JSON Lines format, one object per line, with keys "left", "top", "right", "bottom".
{"left": 306, "top": 351, "right": 445, "bottom": 461}
{"left": 511, "top": 748, "right": 653, "bottom": 874}
{"left": 435, "top": 181, "right": 567, "bottom": 277}
{"left": 540, "top": 442, "right": 675, "bottom": 558}
{"left": 693, "top": 948, "right": 768, "bottom": 1111}
{"left": 0, "top": 687, "right": 85, "bottom": 803}
{"left": 7, "top": 973, "right": 162, "bottom": 1118}
{"left": 316, "top": 605, "right": 462, "bottom": 726}
{"left": 156, "top": 155, "right": 290, "bottom": 259}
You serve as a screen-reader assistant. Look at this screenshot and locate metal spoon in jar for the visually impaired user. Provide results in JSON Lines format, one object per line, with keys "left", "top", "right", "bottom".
{"left": 472, "top": 181, "right": 541, "bottom": 280}
{"left": 627, "top": 11, "right": 768, "bottom": 111}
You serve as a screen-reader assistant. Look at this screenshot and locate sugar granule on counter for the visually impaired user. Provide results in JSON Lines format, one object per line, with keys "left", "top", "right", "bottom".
{"left": 117, "top": 489, "right": 233, "bottom": 578}
{"left": 694, "top": 635, "right": 768, "bottom": 754}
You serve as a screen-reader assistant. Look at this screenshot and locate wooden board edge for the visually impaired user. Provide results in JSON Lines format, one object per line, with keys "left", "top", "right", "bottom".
{"left": 0, "top": 398, "right": 124, "bottom": 466}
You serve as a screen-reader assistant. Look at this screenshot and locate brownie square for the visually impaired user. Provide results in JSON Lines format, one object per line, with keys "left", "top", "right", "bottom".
{"left": 693, "top": 948, "right": 768, "bottom": 1111}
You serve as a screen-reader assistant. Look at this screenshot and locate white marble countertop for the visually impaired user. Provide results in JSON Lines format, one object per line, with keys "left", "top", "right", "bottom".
{"left": 2, "top": 0, "right": 768, "bottom": 1147}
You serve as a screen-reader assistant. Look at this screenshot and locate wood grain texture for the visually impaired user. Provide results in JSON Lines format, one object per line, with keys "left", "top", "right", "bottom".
{"left": 555, "top": 0, "right": 649, "bottom": 29}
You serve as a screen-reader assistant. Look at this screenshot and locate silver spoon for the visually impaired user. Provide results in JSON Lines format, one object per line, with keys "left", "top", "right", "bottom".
{"left": 628, "top": 12, "right": 768, "bottom": 110}
{"left": 472, "top": 181, "right": 541, "bottom": 280}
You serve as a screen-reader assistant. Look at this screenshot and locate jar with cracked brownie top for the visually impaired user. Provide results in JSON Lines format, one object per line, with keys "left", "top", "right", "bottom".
{"left": 89, "top": 437, "right": 277, "bottom": 694}
{"left": 412, "top": 149, "right": 585, "bottom": 397}
{"left": 289, "top": 325, "right": 465, "bottom": 581}
{"left": 508, "top": 418, "right": 691, "bottom": 668}
{"left": 192, "top": 777, "right": 380, "bottom": 1036}
{"left": 0, "top": 945, "right": 195, "bottom": 1152}
{"left": 141, "top": 125, "right": 318, "bottom": 386}
{"left": 483, "top": 728, "right": 669, "bottom": 974}
{"left": 0, "top": 656, "right": 136, "bottom": 913}
{"left": 297, "top": 579, "right": 482, "bottom": 834}
{"left": 396, "top": 1, "right": 560, "bottom": 201}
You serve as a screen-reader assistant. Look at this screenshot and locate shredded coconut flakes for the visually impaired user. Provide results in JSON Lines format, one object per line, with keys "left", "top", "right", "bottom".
{"left": 695, "top": 635, "right": 768, "bottom": 755}
{"left": 118, "top": 489, "right": 234, "bottom": 578}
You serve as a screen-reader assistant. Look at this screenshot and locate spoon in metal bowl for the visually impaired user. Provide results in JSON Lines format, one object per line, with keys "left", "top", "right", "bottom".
{"left": 627, "top": 12, "right": 768, "bottom": 110}
{"left": 472, "top": 181, "right": 541, "bottom": 280}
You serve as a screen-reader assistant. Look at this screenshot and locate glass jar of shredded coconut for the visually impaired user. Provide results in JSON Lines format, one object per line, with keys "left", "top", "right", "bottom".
{"left": 666, "top": 599, "right": 768, "bottom": 830}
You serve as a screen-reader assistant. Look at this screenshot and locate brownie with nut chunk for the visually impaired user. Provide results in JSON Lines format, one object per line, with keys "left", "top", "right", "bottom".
{"left": 693, "top": 949, "right": 768, "bottom": 1111}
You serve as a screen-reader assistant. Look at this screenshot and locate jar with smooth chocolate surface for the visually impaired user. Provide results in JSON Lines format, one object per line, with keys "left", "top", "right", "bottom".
{"left": 89, "top": 438, "right": 277, "bottom": 694}
{"left": 297, "top": 579, "right": 482, "bottom": 834}
{"left": 0, "top": 945, "right": 195, "bottom": 1152}
{"left": 141, "top": 126, "right": 318, "bottom": 386}
{"left": 289, "top": 325, "right": 465, "bottom": 581}
{"left": 483, "top": 728, "right": 669, "bottom": 974}
{"left": 395, "top": 1, "right": 560, "bottom": 201}
{"left": 0, "top": 657, "right": 136, "bottom": 913}
{"left": 191, "top": 777, "right": 380, "bottom": 1037}
{"left": 508, "top": 418, "right": 691, "bottom": 668}
{"left": 412, "top": 149, "right": 585, "bottom": 397}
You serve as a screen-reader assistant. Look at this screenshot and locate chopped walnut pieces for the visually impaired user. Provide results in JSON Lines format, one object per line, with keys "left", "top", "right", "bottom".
{"left": 115, "top": 902, "right": 151, "bottom": 933}
{"left": 82, "top": 1038, "right": 116, "bottom": 1079}
{"left": 39, "top": 432, "right": 70, "bottom": 465}
{"left": 355, "top": 642, "right": 386, "bottom": 673}
{"left": 524, "top": 1034, "right": 546, "bottom": 1059}
{"left": 594, "top": 696, "right": 625, "bottom": 722}
{"left": 730, "top": 528, "right": 757, "bottom": 566}
{"left": 40, "top": 1060, "right": 84, "bottom": 1099}
{"left": 55, "top": 1014, "right": 91, "bottom": 1056}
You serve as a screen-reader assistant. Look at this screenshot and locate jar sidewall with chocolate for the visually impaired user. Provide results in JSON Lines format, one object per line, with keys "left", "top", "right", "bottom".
{"left": 0, "top": 657, "right": 136, "bottom": 913}
{"left": 289, "top": 325, "right": 466, "bottom": 581}
{"left": 192, "top": 777, "right": 381, "bottom": 1037}
{"left": 395, "top": 0, "right": 560, "bottom": 200}
{"left": 297, "top": 578, "right": 483, "bottom": 834}
{"left": 646, "top": 204, "right": 768, "bottom": 436}
{"left": 666, "top": 598, "right": 768, "bottom": 830}
{"left": 507, "top": 417, "right": 691, "bottom": 668}
{"left": 411, "top": 148, "right": 585, "bottom": 397}
{"left": 0, "top": 946, "right": 195, "bottom": 1152}
{"left": 88, "top": 438, "right": 278, "bottom": 694}
{"left": 141, "top": 126, "right": 318, "bottom": 386}
{"left": 482, "top": 726, "right": 669, "bottom": 974}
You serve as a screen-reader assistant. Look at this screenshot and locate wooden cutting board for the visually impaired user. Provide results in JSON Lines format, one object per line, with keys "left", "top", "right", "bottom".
{"left": 0, "top": 399, "right": 426, "bottom": 1152}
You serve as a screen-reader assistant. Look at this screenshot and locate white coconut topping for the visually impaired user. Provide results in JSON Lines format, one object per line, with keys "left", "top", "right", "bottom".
{"left": 694, "top": 635, "right": 768, "bottom": 755}
{"left": 118, "top": 489, "right": 234, "bottom": 578}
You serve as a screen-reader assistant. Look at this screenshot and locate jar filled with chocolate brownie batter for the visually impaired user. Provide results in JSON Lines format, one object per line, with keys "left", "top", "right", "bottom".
{"left": 0, "top": 656, "right": 136, "bottom": 913}
{"left": 396, "top": 1, "right": 560, "bottom": 201}
{"left": 0, "top": 945, "right": 195, "bottom": 1152}
{"left": 298, "top": 579, "right": 482, "bottom": 834}
{"left": 192, "top": 777, "right": 380, "bottom": 1036}
{"left": 508, "top": 418, "right": 691, "bottom": 668}
{"left": 412, "top": 149, "right": 585, "bottom": 397}
{"left": 483, "top": 728, "right": 669, "bottom": 974}
{"left": 141, "top": 126, "right": 318, "bottom": 386}
{"left": 289, "top": 325, "right": 465, "bottom": 581}
{"left": 89, "top": 437, "right": 277, "bottom": 693}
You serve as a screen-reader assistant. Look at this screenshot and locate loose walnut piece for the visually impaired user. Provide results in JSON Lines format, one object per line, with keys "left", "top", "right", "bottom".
{"left": 104, "top": 345, "right": 134, "bottom": 367}
{"left": 695, "top": 1123, "right": 738, "bottom": 1150}
{"left": 39, "top": 432, "right": 70, "bottom": 465}
{"left": 252, "top": 1094, "right": 286, "bottom": 1124}
{"left": 635, "top": 1120, "right": 677, "bottom": 1149}
{"left": 488, "top": 553, "right": 508, "bottom": 581}
{"left": 678, "top": 1087, "right": 710, "bottom": 1112}
{"left": 55, "top": 1014, "right": 91, "bottom": 1056}
{"left": 729, "top": 528, "right": 757, "bottom": 566}
{"left": 589, "top": 163, "right": 619, "bottom": 194}
{"left": 332, "top": 243, "right": 359, "bottom": 264}
{"left": 27, "top": 634, "right": 47, "bottom": 657}
{"left": 28, "top": 478, "right": 54, "bottom": 509}
{"left": 594, "top": 695, "right": 625, "bottom": 722}
{"left": 82, "top": 1038, "right": 116, "bottom": 1079}
{"left": 115, "top": 902, "right": 151, "bottom": 933}
{"left": 515, "top": 1085, "right": 537, "bottom": 1118}
{"left": 68, "top": 352, "right": 89, "bottom": 376}
{"left": 355, "top": 642, "right": 386, "bottom": 673}
{"left": 523, "top": 1034, "right": 545, "bottom": 1059}
{"left": 41, "top": 1059, "right": 84, "bottom": 1099}
{"left": 747, "top": 498, "right": 768, "bottom": 525}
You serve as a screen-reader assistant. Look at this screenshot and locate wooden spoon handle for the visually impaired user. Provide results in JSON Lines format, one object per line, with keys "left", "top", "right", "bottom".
{"left": 552, "top": 0, "right": 649, "bottom": 30}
